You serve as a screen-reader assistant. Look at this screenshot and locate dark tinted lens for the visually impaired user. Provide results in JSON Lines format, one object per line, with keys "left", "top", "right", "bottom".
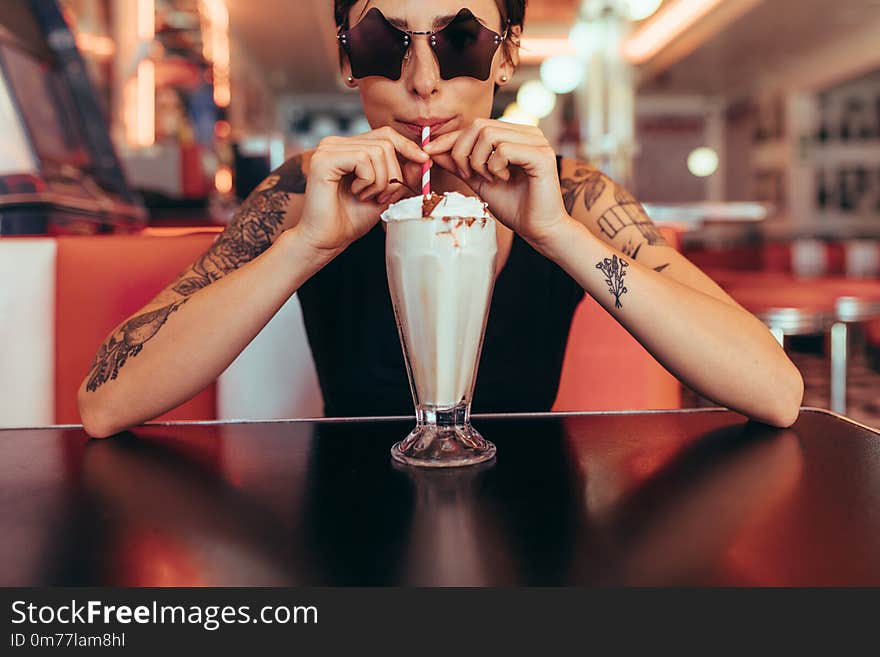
{"left": 431, "top": 9, "right": 502, "bottom": 80}
{"left": 341, "top": 8, "right": 408, "bottom": 80}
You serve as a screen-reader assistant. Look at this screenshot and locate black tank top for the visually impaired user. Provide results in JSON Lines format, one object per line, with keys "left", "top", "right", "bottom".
{"left": 297, "top": 156, "right": 584, "bottom": 417}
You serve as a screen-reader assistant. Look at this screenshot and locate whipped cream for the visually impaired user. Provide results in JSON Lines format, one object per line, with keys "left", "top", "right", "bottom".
{"left": 381, "top": 191, "right": 489, "bottom": 222}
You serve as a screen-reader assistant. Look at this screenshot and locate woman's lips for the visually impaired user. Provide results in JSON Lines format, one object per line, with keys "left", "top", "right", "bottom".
{"left": 397, "top": 117, "right": 455, "bottom": 137}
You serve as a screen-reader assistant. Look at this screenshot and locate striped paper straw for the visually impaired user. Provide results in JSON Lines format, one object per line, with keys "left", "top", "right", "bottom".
{"left": 421, "top": 125, "right": 431, "bottom": 197}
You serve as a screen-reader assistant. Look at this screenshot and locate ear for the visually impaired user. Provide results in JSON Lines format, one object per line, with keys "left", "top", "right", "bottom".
{"left": 495, "top": 25, "right": 521, "bottom": 86}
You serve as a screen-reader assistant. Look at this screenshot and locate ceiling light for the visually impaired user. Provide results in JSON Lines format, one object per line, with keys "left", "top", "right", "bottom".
{"left": 500, "top": 103, "right": 540, "bottom": 127}
{"left": 625, "top": 0, "right": 664, "bottom": 21}
{"left": 568, "top": 22, "right": 596, "bottom": 58}
{"left": 622, "top": 0, "right": 729, "bottom": 64}
{"left": 687, "top": 147, "right": 719, "bottom": 177}
{"left": 540, "top": 56, "right": 584, "bottom": 94}
{"left": 516, "top": 80, "right": 557, "bottom": 119}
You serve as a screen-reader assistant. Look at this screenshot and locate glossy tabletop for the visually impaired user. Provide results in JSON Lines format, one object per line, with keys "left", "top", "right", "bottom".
{"left": 2, "top": 408, "right": 879, "bottom": 586}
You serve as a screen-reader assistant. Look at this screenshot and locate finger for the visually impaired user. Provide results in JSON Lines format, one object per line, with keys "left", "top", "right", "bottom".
{"left": 382, "top": 186, "right": 409, "bottom": 207}
{"left": 380, "top": 141, "right": 406, "bottom": 202}
{"left": 468, "top": 126, "right": 504, "bottom": 182}
{"left": 422, "top": 130, "right": 475, "bottom": 179}
{"left": 356, "top": 144, "right": 397, "bottom": 200}
{"left": 471, "top": 126, "right": 547, "bottom": 181}
{"left": 485, "top": 142, "right": 551, "bottom": 179}
{"left": 380, "top": 163, "right": 420, "bottom": 208}
{"left": 310, "top": 143, "right": 369, "bottom": 182}
{"left": 390, "top": 160, "right": 424, "bottom": 195}
{"left": 376, "top": 147, "right": 406, "bottom": 204}
{"left": 450, "top": 126, "right": 480, "bottom": 179}
{"left": 404, "top": 160, "right": 423, "bottom": 187}
{"left": 366, "top": 126, "right": 430, "bottom": 165}
{"left": 486, "top": 146, "right": 511, "bottom": 181}
{"left": 313, "top": 148, "right": 375, "bottom": 189}
{"left": 421, "top": 130, "right": 459, "bottom": 156}
{"left": 350, "top": 134, "right": 421, "bottom": 203}
{"left": 377, "top": 163, "right": 422, "bottom": 206}
{"left": 449, "top": 119, "right": 517, "bottom": 180}
{"left": 331, "top": 136, "right": 423, "bottom": 171}
{"left": 381, "top": 140, "right": 405, "bottom": 183}
{"left": 347, "top": 151, "right": 380, "bottom": 197}
{"left": 424, "top": 122, "right": 543, "bottom": 160}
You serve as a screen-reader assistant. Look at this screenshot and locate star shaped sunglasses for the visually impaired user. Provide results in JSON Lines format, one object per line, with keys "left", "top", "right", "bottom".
{"left": 338, "top": 7, "right": 509, "bottom": 81}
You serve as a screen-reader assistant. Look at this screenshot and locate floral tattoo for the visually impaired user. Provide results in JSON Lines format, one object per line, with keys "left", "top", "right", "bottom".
{"left": 596, "top": 255, "right": 630, "bottom": 309}
{"left": 561, "top": 166, "right": 607, "bottom": 214}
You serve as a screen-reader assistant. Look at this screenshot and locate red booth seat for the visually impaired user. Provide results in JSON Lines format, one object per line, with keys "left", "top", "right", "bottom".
{"left": 685, "top": 244, "right": 763, "bottom": 271}
{"left": 55, "top": 231, "right": 222, "bottom": 424}
{"left": 687, "top": 240, "right": 864, "bottom": 277}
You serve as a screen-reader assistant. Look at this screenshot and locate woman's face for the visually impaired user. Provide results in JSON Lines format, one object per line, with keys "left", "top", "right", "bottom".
{"left": 342, "top": 0, "right": 515, "bottom": 142}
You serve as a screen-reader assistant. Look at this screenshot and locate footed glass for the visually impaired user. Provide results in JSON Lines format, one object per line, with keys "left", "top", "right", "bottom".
{"left": 384, "top": 214, "right": 498, "bottom": 467}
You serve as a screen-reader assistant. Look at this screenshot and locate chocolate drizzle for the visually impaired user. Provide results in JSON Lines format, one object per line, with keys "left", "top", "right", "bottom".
{"left": 419, "top": 194, "right": 490, "bottom": 244}
{"left": 435, "top": 229, "right": 459, "bottom": 248}
{"left": 421, "top": 193, "right": 444, "bottom": 217}
{"left": 437, "top": 216, "right": 487, "bottom": 227}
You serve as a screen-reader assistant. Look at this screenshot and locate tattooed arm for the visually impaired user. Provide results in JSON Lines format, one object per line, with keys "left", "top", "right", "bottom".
{"left": 559, "top": 159, "right": 748, "bottom": 307}
{"left": 77, "top": 155, "right": 332, "bottom": 437}
{"left": 535, "top": 158, "right": 804, "bottom": 428}
{"left": 79, "top": 127, "right": 428, "bottom": 438}
{"left": 424, "top": 121, "right": 802, "bottom": 427}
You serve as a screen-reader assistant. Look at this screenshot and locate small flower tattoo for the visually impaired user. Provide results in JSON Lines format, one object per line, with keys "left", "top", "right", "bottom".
{"left": 596, "top": 255, "right": 629, "bottom": 309}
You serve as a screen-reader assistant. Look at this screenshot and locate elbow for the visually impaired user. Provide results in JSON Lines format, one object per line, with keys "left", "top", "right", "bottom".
{"left": 764, "top": 401, "right": 801, "bottom": 429}
{"left": 81, "top": 417, "right": 118, "bottom": 440}
{"left": 762, "top": 365, "right": 804, "bottom": 428}
{"left": 77, "top": 386, "right": 124, "bottom": 439}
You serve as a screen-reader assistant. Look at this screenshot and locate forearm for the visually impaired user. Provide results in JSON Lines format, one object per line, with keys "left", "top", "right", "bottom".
{"left": 78, "top": 228, "right": 333, "bottom": 437}
{"left": 529, "top": 218, "right": 804, "bottom": 427}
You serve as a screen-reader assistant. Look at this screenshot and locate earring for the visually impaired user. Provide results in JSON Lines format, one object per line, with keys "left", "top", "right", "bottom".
{"left": 500, "top": 75, "right": 508, "bottom": 83}
{"left": 347, "top": 76, "right": 354, "bottom": 84}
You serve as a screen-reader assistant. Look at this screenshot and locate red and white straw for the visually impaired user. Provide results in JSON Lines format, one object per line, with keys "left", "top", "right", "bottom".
{"left": 421, "top": 125, "right": 431, "bottom": 197}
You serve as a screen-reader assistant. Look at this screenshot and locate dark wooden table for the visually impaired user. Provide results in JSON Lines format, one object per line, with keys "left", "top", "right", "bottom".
{"left": 2, "top": 408, "right": 879, "bottom": 586}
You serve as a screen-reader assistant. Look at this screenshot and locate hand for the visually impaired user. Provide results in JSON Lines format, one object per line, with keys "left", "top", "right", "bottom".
{"left": 298, "top": 126, "right": 427, "bottom": 255}
{"left": 424, "top": 119, "right": 572, "bottom": 247}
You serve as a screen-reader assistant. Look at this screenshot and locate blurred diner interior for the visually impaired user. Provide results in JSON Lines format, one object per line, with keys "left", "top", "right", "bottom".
{"left": 2, "top": 0, "right": 880, "bottom": 431}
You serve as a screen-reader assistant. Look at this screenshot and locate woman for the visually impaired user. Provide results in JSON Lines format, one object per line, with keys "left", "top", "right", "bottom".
{"left": 78, "top": 0, "right": 803, "bottom": 438}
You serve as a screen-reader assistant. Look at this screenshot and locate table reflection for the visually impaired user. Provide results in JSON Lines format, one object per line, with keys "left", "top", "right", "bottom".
{"left": 16, "top": 413, "right": 836, "bottom": 586}
{"left": 79, "top": 431, "right": 307, "bottom": 586}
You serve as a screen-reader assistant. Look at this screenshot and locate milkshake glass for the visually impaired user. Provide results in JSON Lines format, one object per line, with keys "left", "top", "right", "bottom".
{"left": 382, "top": 192, "right": 498, "bottom": 467}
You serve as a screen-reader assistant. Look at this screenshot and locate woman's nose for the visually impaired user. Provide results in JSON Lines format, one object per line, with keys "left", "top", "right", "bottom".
{"left": 404, "top": 39, "right": 440, "bottom": 99}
